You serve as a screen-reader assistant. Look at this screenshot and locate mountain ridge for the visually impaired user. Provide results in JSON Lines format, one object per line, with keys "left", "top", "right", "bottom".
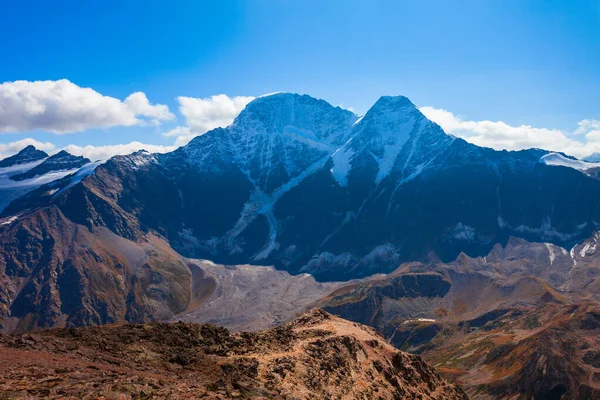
{"left": 0, "top": 309, "right": 468, "bottom": 399}
{"left": 3, "top": 93, "right": 600, "bottom": 281}
{"left": 1, "top": 92, "right": 600, "bottom": 398}
{"left": 10, "top": 150, "right": 90, "bottom": 181}
{"left": 0, "top": 145, "right": 48, "bottom": 168}
{"left": 1, "top": 92, "right": 600, "bottom": 333}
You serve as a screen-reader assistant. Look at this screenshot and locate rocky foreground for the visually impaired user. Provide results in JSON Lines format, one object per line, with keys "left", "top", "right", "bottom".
{"left": 0, "top": 309, "right": 466, "bottom": 399}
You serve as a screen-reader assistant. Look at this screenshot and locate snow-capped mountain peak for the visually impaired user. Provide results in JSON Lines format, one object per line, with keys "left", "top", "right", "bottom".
{"left": 10, "top": 150, "right": 90, "bottom": 181}
{"left": 333, "top": 95, "right": 453, "bottom": 186}
{"left": 0, "top": 145, "right": 48, "bottom": 168}
{"left": 232, "top": 93, "right": 358, "bottom": 144}
{"left": 179, "top": 93, "right": 358, "bottom": 193}
{"left": 4, "top": 92, "right": 600, "bottom": 285}
{"left": 541, "top": 152, "right": 600, "bottom": 171}
{"left": 353, "top": 95, "right": 439, "bottom": 145}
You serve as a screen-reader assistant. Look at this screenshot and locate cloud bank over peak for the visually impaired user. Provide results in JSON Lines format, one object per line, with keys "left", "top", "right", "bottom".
{"left": 0, "top": 138, "right": 56, "bottom": 159}
{"left": 420, "top": 106, "right": 600, "bottom": 159}
{"left": 0, "top": 79, "right": 174, "bottom": 134}
{"left": 63, "top": 142, "right": 176, "bottom": 161}
{"left": 2, "top": 86, "right": 600, "bottom": 165}
{"left": 0, "top": 139, "right": 174, "bottom": 162}
{"left": 166, "top": 94, "right": 255, "bottom": 145}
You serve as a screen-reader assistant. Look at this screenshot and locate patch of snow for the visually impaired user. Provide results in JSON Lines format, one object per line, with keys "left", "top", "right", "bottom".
{"left": 257, "top": 91, "right": 284, "bottom": 98}
{"left": 497, "top": 216, "right": 508, "bottom": 228}
{"left": 282, "top": 126, "right": 335, "bottom": 152}
{"left": 0, "top": 159, "right": 46, "bottom": 176}
{"left": 452, "top": 223, "right": 477, "bottom": 241}
{"left": 233, "top": 153, "right": 333, "bottom": 261}
{"left": 375, "top": 144, "right": 403, "bottom": 184}
{"left": 52, "top": 161, "right": 102, "bottom": 198}
{"left": 578, "top": 232, "right": 599, "bottom": 258}
{"left": 541, "top": 153, "right": 599, "bottom": 171}
{"left": 0, "top": 216, "right": 18, "bottom": 226}
{"left": 402, "top": 318, "right": 436, "bottom": 324}
{"left": 515, "top": 216, "right": 584, "bottom": 242}
{"left": 330, "top": 138, "right": 354, "bottom": 187}
{"left": 127, "top": 151, "right": 157, "bottom": 170}
{"left": 0, "top": 166, "right": 79, "bottom": 190}
{"left": 580, "top": 244, "right": 591, "bottom": 258}
{"left": 352, "top": 115, "right": 364, "bottom": 126}
{"left": 544, "top": 243, "right": 555, "bottom": 265}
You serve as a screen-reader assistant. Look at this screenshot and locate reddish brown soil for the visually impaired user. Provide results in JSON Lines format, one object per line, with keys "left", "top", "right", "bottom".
{"left": 0, "top": 309, "right": 466, "bottom": 399}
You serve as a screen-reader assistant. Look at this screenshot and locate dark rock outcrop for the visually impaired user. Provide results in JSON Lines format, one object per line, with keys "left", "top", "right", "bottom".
{"left": 0, "top": 309, "right": 467, "bottom": 399}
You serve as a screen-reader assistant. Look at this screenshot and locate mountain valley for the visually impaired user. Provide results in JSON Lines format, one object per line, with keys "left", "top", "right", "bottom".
{"left": 1, "top": 93, "right": 600, "bottom": 398}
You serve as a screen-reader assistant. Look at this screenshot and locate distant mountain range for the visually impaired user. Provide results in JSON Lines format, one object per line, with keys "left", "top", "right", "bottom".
{"left": 1, "top": 93, "right": 600, "bottom": 398}
{"left": 0, "top": 145, "right": 48, "bottom": 168}
{"left": 10, "top": 150, "right": 89, "bottom": 181}
{"left": 0, "top": 146, "right": 94, "bottom": 213}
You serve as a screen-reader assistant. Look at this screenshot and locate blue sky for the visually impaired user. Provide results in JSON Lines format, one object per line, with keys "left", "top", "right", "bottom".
{"left": 1, "top": 0, "right": 600, "bottom": 159}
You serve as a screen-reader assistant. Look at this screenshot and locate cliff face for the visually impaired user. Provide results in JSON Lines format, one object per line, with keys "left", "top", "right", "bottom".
{"left": 0, "top": 204, "right": 191, "bottom": 333}
{"left": 0, "top": 309, "right": 467, "bottom": 399}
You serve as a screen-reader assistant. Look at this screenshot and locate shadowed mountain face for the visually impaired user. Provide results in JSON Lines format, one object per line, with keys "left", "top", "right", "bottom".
{"left": 1, "top": 93, "right": 600, "bottom": 398}
{"left": 0, "top": 146, "right": 48, "bottom": 168}
{"left": 9, "top": 150, "right": 90, "bottom": 181}
{"left": 1, "top": 92, "right": 600, "bottom": 331}
{"left": 4, "top": 93, "right": 600, "bottom": 282}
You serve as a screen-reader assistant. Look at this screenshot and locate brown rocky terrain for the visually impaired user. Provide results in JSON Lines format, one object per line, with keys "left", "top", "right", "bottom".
{"left": 0, "top": 205, "right": 192, "bottom": 333}
{"left": 420, "top": 303, "right": 600, "bottom": 399}
{"left": 0, "top": 202, "right": 349, "bottom": 334}
{"left": 0, "top": 309, "right": 467, "bottom": 399}
{"left": 321, "top": 237, "right": 600, "bottom": 399}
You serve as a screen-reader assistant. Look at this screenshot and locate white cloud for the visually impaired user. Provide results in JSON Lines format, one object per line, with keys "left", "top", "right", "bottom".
{"left": 0, "top": 138, "right": 56, "bottom": 159}
{"left": 179, "top": 94, "right": 255, "bottom": 133}
{"left": 0, "top": 79, "right": 175, "bottom": 134}
{"left": 420, "top": 106, "right": 600, "bottom": 159}
{"left": 164, "top": 126, "right": 195, "bottom": 146}
{"left": 62, "top": 142, "right": 176, "bottom": 161}
{"left": 123, "top": 92, "right": 174, "bottom": 124}
{"left": 166, "top": 94, "right": 255, "bottom": 145}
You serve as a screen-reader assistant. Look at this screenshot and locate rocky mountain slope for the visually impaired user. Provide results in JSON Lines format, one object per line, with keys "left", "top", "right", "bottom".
{"left": 1, "top": 92, "right": 600, "bottom": 398}
{"left": 320, "top": 236, "right": 600, "bottom": 398}
{"left": 0, "top": 309, "right": 467, "bottom": 399}
{"left": 3, "top": 93, "right": 600, "bottom": 282}
{"left": 420, "top": 303, "right": 600, "bottom": 399}
{"left": 0, "top": 197, "right": 351, "bottom": 333}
